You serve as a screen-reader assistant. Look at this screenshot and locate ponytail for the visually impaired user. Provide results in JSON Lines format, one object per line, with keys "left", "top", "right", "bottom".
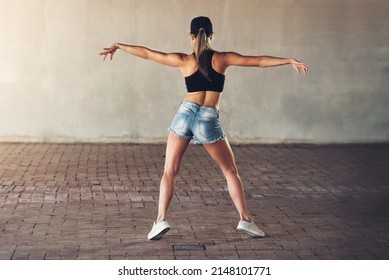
{"left": 194, "top": 28, "right": 212, "bottom": 80}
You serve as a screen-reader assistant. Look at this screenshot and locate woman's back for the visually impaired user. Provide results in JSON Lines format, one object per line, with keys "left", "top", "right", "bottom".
{"left": 181, "top": 51, "right": 227, "bottom": 108}
{"left": 185, "top": 50, "right": 225, "bottom": 93}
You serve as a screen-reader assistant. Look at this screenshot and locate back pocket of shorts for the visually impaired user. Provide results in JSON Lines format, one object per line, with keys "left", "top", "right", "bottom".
{"left": 170, "top": 113, "right": 189, "bottom": 131}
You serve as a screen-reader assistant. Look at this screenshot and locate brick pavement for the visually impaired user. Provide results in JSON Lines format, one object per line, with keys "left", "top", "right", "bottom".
{"left": 0, "top": 143, "right": 388, "bottom": 260}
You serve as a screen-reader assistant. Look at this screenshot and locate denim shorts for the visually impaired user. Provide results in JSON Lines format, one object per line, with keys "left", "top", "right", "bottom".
{"left": 169, "top": 101, "right": 226, "bottom": 144}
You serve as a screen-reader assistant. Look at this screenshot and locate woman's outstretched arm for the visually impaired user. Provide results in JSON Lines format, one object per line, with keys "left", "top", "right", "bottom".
{"left": 99, "top": 43, "right": 187, "bottom": 68}
{"left": 219, "top": 52, "right": 308, "bottom": 74}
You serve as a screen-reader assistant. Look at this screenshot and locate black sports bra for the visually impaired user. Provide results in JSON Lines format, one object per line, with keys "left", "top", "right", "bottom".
{"left": 185, "top": 51, "right": 225, "bottom": 93}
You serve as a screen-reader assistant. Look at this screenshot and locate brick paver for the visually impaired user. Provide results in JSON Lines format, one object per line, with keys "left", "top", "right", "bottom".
{"left": 0, "top": 143, "right": 388, "bottom": 260}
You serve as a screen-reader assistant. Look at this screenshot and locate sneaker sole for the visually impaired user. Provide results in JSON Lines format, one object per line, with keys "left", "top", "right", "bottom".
{"left": 237, "top": 228, "right": 265, "bottom": 238}
{"left": 148, "top": 227, "right": 170, "bottom": 240}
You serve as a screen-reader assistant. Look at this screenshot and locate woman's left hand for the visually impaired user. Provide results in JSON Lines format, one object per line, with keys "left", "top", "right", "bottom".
{"left": 99, "top": 44, "right": 119, "bottom": 61}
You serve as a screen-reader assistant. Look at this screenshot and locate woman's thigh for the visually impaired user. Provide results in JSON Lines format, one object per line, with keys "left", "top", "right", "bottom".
{"left": 163, "top": 132, "right": 191, "bottom": 175}
{"left": 202, "top": 138, "right": 238, "bottom": 174}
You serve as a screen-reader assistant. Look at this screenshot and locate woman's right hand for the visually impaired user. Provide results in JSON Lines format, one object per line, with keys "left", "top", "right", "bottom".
{"left": 99, "top": 44, "right": 119, "bottom": 61}
{"left": 290, "top": 59, "right": 309, "bottom": 75}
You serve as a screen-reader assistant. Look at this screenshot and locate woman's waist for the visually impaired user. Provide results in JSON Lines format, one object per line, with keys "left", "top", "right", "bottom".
{"left": 184, "top": 91, "right": 222, "bottom": 109}
{"left": 178, "top": 101, "right": 220, "bottom": 118}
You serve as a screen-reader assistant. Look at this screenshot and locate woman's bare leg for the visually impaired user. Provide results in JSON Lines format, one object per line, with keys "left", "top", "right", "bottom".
{"left": 156, "top": 132, "right": 190, "bottom": 222}
{"left": 203, "top": 138, "right": 251, "bottom": 221}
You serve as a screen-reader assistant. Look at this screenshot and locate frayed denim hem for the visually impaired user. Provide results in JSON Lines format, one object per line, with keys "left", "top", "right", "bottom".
{"left": 193, "top": 134, "right": 227, "bottom": 145}
{"left": 168, "top": 128, "right": 192, "bottom": 140}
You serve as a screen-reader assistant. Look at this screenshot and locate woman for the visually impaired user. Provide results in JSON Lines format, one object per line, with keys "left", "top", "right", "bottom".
{"left": 100, "top": 16, "right": 308, "bottom": 240}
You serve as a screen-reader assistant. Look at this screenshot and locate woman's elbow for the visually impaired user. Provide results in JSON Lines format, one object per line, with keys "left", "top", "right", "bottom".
{"left": 257, "top": 57, "right": 268, "bottom": 68}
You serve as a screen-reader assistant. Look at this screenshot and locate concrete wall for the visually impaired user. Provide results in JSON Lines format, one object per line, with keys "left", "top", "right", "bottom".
{"left": 1, "top": 0, "right": 388, "bottom": 143}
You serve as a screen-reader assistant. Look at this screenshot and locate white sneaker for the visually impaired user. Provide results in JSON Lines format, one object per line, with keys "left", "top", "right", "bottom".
{"left": 147, "top": 220, "right": 170, "bottom": 240}
{"left": 237, "top": 220, "right": 265, "bottom": 237}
